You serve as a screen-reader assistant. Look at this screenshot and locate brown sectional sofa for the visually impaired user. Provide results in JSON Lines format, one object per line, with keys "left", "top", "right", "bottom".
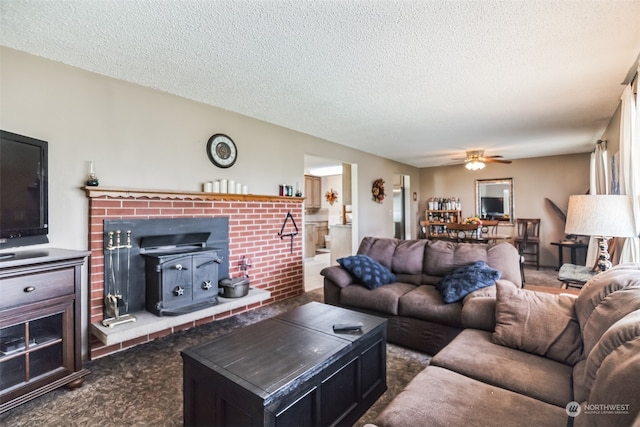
{"left": 321, "top": 236, "right": 522, "bottom": 355}
{"left": 320, "top": 237, "right": 640, "bottom": 427}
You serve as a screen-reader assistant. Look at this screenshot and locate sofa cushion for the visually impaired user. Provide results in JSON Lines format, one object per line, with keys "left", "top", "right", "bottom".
{"left": 487, "top": 242, "right": 523, "bottom": 287}
{"left": 398, "top": 285, "right": 463, "bottom": 328}
{"left": 372, "top": 366, "right": 568, "bottom": 427}
{"left": 390, "top": 239, "right": 426, "bottom": 274}
{"left": 575, "top": 263, "right": 640, "bottom": 357}
{"left": 340, "top": 282, "right": 415, "bottom": 315}
{"left": 572, "top": 359, "right": 588, "bottom": 403}
{"left": 432, "top": 329, "right": 574, "bottom": 407}
{"left": 493, "top": 282, "right": 582, "bottom": 366}
{"left": 356, "top": 236, "right": 397, "bottom": 270}
{"left": 424, "top": 240, "right": 489, "bottom": 276}
{"left": 436, "top": 261, "right": 500, "bottom": 303}
{"left": 337, "top": 254, "right": 397, "bottom": 289}
{"left": 390, "top": 239, "right": 427, "bottom": 285}
{"left": 582, "top": 310, "right": 640, "bottom": 400}
{"left": 577, "top": 329, "right": 640, "bottom": 427}
{"left": 460, "top": 283, "right": 498, "bottom": 331}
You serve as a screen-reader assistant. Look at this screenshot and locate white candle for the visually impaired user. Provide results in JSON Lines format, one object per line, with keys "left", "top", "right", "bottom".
{"left": 242, "top": 185, "right": 249, "bottom": 194}
{"left": 220, "top": 179, "right": 228, "bottom": 193}
{"left": 203, "top": 182, "right": 213, "bottom": 192}
{"left": 213, "top": 180, "right": 220, "bottom": 193}
{"left": 236, "top": 183, "right": 242, "bottom": 194}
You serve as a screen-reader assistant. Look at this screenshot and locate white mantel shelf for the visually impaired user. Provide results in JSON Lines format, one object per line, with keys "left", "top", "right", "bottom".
{"left": 90, "top": 288, "right": 271, "bottom": 346}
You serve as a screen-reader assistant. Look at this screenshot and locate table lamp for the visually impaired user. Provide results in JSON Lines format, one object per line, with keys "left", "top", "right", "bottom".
{"left": 564, "top": 195, "right": 637, "bottom": 272}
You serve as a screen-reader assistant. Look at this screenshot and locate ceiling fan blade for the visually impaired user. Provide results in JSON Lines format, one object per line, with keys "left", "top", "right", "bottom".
{"left": 484, "top": 155, "right": 504, "bottom": 159}
{"left": 484, "top": 158, "right": 512, "bottom": 164}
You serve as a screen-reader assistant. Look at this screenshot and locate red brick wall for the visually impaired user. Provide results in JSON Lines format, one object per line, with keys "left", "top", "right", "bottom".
{"left": 86, "top": 190, "right": 304, "bottom": 359}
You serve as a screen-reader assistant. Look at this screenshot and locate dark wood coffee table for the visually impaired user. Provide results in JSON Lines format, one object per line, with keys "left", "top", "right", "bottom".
{"left": 181, "top": 302, "right": 387, "bottom": 426}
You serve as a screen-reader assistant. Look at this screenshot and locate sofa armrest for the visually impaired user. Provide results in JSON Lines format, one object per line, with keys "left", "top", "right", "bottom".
{"left": 460, "top": 280, "right": 517, "bottom": 331}
{"left": 320, "top": 265, "right": 354, "bottom": 288}
{"left": 461, "top": 296, "right": 496, "bottom": 331}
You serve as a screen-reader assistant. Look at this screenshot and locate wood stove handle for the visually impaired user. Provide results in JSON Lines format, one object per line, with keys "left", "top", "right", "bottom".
{"left": 196, "top": 257, "right": 223, "bottom": 268}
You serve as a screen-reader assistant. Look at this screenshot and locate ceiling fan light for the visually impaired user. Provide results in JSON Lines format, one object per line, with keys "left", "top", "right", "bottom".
{"left": 465, "top": 160, "right": 485, "bottom": 171}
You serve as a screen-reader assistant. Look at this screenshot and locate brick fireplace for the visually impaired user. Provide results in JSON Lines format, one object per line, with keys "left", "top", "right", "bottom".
{"left": 84, "top": 187, "right": 304, "bottom": 359}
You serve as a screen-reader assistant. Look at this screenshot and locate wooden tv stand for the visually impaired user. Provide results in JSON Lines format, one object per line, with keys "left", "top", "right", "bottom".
{"left": 0, "top": 248, "right": 90, "bottom": 413}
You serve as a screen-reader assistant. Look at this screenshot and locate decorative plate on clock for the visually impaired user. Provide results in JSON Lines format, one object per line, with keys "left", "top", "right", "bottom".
{"left": 206, "top": 134, "right": 237, "bottom": 168}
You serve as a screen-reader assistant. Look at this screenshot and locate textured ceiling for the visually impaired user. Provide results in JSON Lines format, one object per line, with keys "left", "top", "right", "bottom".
{"left": 1, "top": 0, "right": 639, "bottom": 168}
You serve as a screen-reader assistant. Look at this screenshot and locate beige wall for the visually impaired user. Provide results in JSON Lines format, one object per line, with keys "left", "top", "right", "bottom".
{"left": 0, "top": 46, "right": 422, "bottom": 256}
{"left": 419, "top": 153, "right": 591, "bottom": 267}
{"left": 1, "top": 47, "right": 423, "bottom": 355}
{"left": 0, "top": 46, "right": 607, "bottom": 271}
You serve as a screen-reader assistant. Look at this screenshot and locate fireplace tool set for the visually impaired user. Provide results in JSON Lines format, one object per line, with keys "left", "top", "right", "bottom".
{"left": 102, "top": 230, "right": 137, "bottom": 328}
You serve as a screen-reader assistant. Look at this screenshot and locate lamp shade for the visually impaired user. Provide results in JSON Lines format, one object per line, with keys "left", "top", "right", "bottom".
{"left": 565, "top": 195, "right": 637, "bottom": 238}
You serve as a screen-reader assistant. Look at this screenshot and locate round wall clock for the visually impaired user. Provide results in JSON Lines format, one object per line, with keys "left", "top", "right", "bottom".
{"left": 206, "top": 134, "right": 237, "bottom": 168}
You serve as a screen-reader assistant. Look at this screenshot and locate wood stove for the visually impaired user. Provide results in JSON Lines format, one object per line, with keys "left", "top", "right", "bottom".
{"left": 141, "top": 233, "right": 223, "bottom": 316}
{"left": 101, "top": 218, "right": 230, "bottom": 321}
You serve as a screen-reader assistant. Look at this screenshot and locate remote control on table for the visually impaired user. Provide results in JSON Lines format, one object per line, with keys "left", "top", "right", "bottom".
{"left": 332, "top": 322, "right": 364, "bottom": 332}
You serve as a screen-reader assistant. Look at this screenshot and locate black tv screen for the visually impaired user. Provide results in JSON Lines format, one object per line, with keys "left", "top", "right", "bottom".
{"left": 0, "top": 130, "right": 49, "bottom": 250}
{"left": 481, "top": 197, "right": 504, "bottom": 217}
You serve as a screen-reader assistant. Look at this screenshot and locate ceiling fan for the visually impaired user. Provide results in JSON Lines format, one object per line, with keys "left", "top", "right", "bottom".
{"left": 454, "top": 150, "right": 512, "bottom": 170}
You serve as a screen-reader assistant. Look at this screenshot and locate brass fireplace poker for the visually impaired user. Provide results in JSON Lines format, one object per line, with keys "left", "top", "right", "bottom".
{"left": 103, "top": 230, "right": 136, "bottom": 328}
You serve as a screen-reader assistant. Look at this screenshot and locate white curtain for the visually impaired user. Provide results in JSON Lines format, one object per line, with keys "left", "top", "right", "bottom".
{"left": 585, "top": 141, "right": 608, "bottom": 267}
{"left": 592, "top": 141, "right": 608, "bottom": 195}
{"left": 618, "top": 70, "right": 640, "bottom": 263}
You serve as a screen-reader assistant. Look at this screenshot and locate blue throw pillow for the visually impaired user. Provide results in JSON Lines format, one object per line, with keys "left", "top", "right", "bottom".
{"left": 337, "top": 254, "right": 397, "bottom": 289}
{"left": 437, "top": 261, "right": 501, "bottom": 303}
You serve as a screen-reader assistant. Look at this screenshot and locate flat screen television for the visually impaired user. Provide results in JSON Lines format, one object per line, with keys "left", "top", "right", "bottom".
{"left": 0, "top": 130, "right": 49, "bottom": 251}
{"left": 481, "top": 196, "right": 504, "bottom": 218}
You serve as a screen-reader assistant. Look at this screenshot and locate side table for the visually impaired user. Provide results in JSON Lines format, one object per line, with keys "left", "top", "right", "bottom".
{"left": 550, "top": 241, "right": 588, "bottom": 270}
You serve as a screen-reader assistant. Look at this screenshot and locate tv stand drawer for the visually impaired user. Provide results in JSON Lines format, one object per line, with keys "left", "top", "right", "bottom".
{"left": 0, "top": 269, "right": 74, "bottom": 310}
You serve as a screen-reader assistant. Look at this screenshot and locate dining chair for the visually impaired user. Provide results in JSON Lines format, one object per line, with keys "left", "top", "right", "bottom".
{"left": 514, "top": 218, "right": 540, "bottom": 270}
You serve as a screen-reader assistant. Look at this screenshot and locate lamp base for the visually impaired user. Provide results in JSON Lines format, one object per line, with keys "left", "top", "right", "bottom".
{"left": 596, "top": 237, "right": 612, "bottom": 272}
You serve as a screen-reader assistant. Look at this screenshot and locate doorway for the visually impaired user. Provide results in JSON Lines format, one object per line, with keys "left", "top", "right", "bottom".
{"left": 303, "top": 155, "right": 356, "bottom": 291}
{"left": 393, "top": 175, "right": 411, "bottom": 240}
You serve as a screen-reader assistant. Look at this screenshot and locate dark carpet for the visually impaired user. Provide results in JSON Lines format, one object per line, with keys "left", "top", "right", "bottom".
{"left": 1, "top": 266, "right": 559, "bottom": 426}
{"left": 0, "top": 288, "right": 429, "bottom": 427}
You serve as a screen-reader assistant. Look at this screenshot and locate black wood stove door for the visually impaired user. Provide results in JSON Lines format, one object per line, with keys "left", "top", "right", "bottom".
{"left": 160, "top": 254, "right": 195, "bottom": 309}
{"left": 191, "top": 253, "right": 220, "bottom": 301}
{"left": 145, "top": 249, "right": 221, "bottom": 316}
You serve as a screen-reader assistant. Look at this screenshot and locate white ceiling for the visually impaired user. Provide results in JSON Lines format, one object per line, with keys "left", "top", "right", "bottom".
{"left": 1, "top": 0, "right": 639, "bottom": 168}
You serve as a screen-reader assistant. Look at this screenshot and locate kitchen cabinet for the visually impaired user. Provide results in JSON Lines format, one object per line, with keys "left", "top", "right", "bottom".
{"left": 304, "top": 175, "right": 321, "bottom": 209}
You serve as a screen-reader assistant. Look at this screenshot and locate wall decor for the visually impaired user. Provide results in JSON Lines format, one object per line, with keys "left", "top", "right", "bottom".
{"left": 372, "top": 178, "right": 385, "bottom": 203}
{"left": 206, "top": 133, "right": 237, "bottom": 168}
{"left": 325, "top": 188, "right": 338, "bottom": 205}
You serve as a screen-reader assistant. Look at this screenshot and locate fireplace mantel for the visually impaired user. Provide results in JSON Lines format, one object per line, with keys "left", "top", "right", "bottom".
{"left": 83, "top": 186, "right": 305, "bottom": 203}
